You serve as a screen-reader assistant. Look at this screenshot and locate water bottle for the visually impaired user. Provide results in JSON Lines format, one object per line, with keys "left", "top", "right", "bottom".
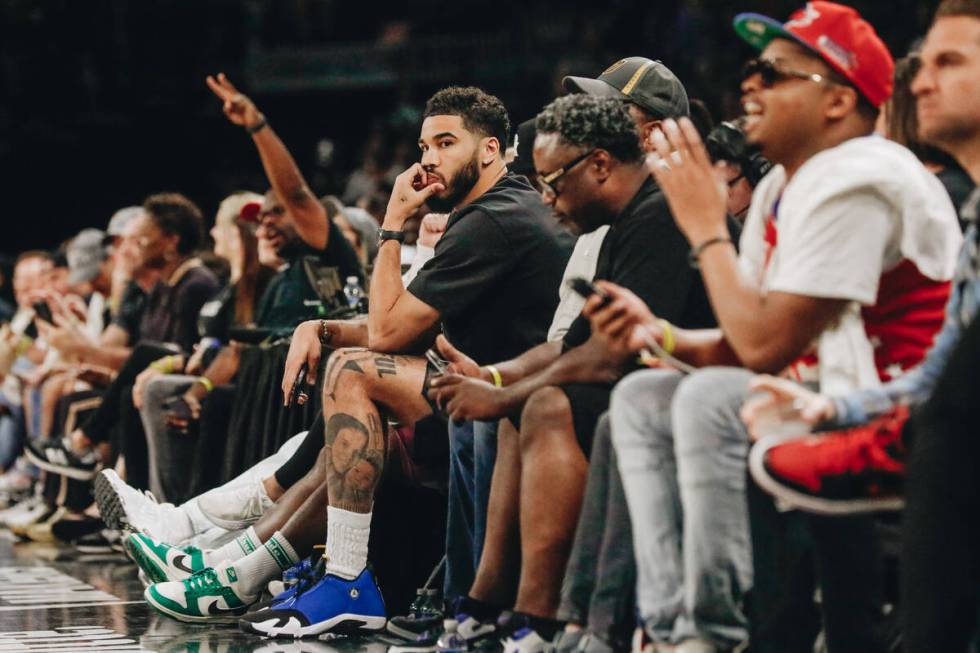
{"left": 408, "top": 587, "right": 443, "bottom": 619}
{"left": 343, "top": 276, "right": 365, "bottom": 312}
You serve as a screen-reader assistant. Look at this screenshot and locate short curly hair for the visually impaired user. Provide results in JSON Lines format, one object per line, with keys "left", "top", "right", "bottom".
{"left": 535, "top": 95, "right": 642, "bottom": 164}
{"left": 143, "top": 192, "right": 204, "bottom": 256}
{"left": 424, "top": 86, "right": 511, "bottom": 150}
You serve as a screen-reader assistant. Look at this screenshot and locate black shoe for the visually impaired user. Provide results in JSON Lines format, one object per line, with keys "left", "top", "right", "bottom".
{"left": 51, "top": 515, "right": 105, "bottom": 543}
{"left": 74, "top": 529, "right": 116, "bottom": 554}
{"left": 24, "top": 439, "right": 99, "bottom": 481}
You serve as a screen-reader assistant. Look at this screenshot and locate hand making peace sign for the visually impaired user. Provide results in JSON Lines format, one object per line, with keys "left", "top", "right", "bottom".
{"left": 205, "top": 73, "right": 265, "bottom": 132}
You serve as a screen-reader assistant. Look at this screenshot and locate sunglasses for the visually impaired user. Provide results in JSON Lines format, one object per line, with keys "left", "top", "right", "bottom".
{"left": 741, "top": 58, "right": 842, "bottom": 89}
{"left": 537, "top": 149, "right": 597, "bottom": 198}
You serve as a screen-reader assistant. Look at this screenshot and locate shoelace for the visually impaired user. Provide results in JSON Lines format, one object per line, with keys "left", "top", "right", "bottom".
{"left": 281, "top": 557, "right": 327, "bottom": 602}
{"left": 185, "top": 567, "right": 219, "bottom": 592}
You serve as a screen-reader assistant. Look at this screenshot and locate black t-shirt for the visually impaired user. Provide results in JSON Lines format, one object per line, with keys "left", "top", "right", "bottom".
{"left": 256, "top": 220, "right": 365, "bottom": 331}
{"left": 408, "top": 173, "right": 574, "bottom": 365}
{"left": 563, "top": 177, "right": 725, "bottom": 350}
{"left": 139, "top": 261, "right": 221, "bottom": 353}
{"left": 111, "top": 280, "right": 147, "bottom": 344}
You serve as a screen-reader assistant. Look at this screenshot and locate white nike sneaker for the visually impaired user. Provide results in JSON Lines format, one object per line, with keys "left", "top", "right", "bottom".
{"left": 94, "top": 469, "right": 193, "bottom": 542}
{"left": 197, "top": 477, "right": 273, "bottom": 530}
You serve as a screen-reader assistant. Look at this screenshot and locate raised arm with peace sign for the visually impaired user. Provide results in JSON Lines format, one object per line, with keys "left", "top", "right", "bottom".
{"left": 205, "top": 72, "right": 330, "bottom": 251}
{"left": 205, "top": 73, "right": 265, "bottom": 132}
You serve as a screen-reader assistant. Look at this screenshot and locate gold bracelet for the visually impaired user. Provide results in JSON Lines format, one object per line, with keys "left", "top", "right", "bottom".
{"left": 196, "top": 376, "right": 214, "bottom": 393}
{"left": 658, "top": 319, "right": 676, "bottom": 355}
{"left": 485, "top": 365, "right": 503, "bottom": 388}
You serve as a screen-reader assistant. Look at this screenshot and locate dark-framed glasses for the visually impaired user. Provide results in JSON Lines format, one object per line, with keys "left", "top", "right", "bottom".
{"left": 538, "top": 148, "right": 597, "bottom": 198}
{"left": 741, "top": 57, "right": 842, "bottom": 89}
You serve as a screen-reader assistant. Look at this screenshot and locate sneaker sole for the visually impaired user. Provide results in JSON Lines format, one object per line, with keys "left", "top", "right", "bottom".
{"left": 143, "top": 587, "right": 247, "bottom": 625}
{"left": 239, "top": 612, "right": 387, "bottom": 638}
{"left": 748, "top": 435, "right": 905, "bottom": 516}
{"left": 94, "top": 471, "right": 132, "bottom": 532}
{"left": 123, "top": 536, "right": 170, "bottom": 584}
{"left": 386, "top": 620, "right": 440, "bottom": 641}
{"left": 24, "top": 449, "right": 97, "bottom": 481}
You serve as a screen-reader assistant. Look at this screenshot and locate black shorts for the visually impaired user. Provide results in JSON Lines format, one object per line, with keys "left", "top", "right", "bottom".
{"left": 558, "top": 382, "right": 613, "bottom": 459}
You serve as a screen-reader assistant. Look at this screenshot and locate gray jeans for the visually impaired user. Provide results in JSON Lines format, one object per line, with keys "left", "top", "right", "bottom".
{"left": 141, "top": 374, "right": 197, "bottom": 502}
{"left": 609, "top": 367, "right": 753, "bottom": 648}
{"left": 558, "top": 412, "right": 636, "bottom": 649}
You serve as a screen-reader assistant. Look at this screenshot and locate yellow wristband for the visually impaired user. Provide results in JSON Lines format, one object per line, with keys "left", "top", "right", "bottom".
{"left": 658, "top": 319, "right": 676, "bottom": 356}
{"left": 485, "top": 365, "right": 503, "bottom": 388}
{"left": 196, "top": 376, "right": 214, "bottom": 393}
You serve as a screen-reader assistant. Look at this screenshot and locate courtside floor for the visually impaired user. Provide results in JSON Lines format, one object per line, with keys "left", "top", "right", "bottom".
{"left": 0, "top": 532, "right": 391, "bottom": 652}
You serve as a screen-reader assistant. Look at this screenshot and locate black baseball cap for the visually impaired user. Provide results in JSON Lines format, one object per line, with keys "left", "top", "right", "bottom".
{"left": 563, "top": 57, "right": 690, "bottom": 120}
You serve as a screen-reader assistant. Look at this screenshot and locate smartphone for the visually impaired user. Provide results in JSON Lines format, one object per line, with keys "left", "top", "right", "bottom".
{"left": 425, "top": 348, "right": 449, "bottom": 375}
{"left": 288, "top": 363, "right": 309, "bottom": 405}
{"left": 163, "top": 396, "right": 194, "bottom": 422}
{"left": 566, "top": 277, "right": 612, "bottom": 308}
{"left": 33, "top": 301, "right": 54, "bottom": 324}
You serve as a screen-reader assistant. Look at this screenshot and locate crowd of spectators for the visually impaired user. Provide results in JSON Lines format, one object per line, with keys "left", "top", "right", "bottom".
{"left": 0, "top": 2, "right": 978, "bottom": 653}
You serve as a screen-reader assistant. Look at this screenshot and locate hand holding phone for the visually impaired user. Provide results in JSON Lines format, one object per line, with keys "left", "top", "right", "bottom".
{"left": 287, "top": 363, "right": 309, "bottom": 406}
{"left": 425, "top": 349, "right": 449, "bottom": 375}
{"left": 33, "top": 301, "right": 54, "bottom": 324}
{"left": 566, "top": 277, "right": 612, "bottom": 308}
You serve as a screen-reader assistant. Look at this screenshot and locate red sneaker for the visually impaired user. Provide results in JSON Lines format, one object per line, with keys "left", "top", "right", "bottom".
{"left": 748, "top": 405, "right": 909, "bottom": 515}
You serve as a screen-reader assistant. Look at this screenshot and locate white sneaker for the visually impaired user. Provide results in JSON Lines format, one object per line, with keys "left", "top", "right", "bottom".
{"left": 0, "top": 494, "right": 43, "bottom": 527}
{"left": 674, "top": 639, "right": 717, "bottom": 653}
{"left": 503, "top": 628, "right": 555, "bottom": 653}
{"left": 94, "top": 469, "right": 192, "bottom": 542}
{"left": 197, "top": 477, "right": 273, "bottom": 530}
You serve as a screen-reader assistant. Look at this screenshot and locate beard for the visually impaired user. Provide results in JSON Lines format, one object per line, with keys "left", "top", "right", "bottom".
{"left": 425, "top": 155, "right": 481, "bottom": 213}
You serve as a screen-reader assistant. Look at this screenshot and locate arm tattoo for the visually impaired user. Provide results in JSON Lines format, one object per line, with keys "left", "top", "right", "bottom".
{"left": 374, "top": 355, "right": 397, "bottom": 378}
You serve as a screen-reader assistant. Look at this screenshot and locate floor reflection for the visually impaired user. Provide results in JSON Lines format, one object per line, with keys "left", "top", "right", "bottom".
{"left": 0, "top": 538, "right": 396, "bottom": 653}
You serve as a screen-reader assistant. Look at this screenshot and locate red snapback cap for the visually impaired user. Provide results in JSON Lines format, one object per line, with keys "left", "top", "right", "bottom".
{"left": 734, "top": 1, "right": 894, "bottom": 108}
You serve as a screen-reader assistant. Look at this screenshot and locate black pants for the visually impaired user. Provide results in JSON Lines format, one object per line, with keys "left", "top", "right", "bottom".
{"left": 902, "top": 316, "right": 980, "bottom": 653}
{"left": 81, "top": 342, "right": 174, "bottom": 444}
{"left": 747, "top": 481, "right": 886, "bottom": 652}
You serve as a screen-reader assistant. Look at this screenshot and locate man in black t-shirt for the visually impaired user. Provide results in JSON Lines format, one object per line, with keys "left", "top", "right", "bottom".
{"left": 423, "top": 94, "right": 721, "bottom": 647}
{"left": 141, "top": 85, "right": 570, "bottom": 633}
{"left": 253, "top": 188, "right": 363, "bottom": 331}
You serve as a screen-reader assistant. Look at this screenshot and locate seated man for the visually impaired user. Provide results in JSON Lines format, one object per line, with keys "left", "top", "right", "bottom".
{"left": 741, "top": 4, "right": 980, "bottom": 651}
{"left": 139, "top": 85, "right": 572, "bottom": 630}
{"left": 588, "top": 4, "right": 961, "bottom": 651}
{"left": 415, "top": 92, "right": 727, "bottom": 653}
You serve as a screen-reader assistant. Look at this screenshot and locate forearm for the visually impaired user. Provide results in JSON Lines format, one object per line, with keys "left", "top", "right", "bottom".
{"left": 367, "top": 241, "right": 408, "bottom": 347}
{"left": 73, "top": 341, "right": 132, "bottom": 371}
{"left": 251, "top": 126, "right": 328, "bottom": 250}
{"left": 491, "top": 341, "right": 563, "bottom": 386}
{"left": 670, "top": 326, "right": 741, "bottom": 369}
{"left": 321, "top": 317, "right": 369, "bottom": 349}
{"left": 495, "top": 339, "right": 625, "bottom": 415}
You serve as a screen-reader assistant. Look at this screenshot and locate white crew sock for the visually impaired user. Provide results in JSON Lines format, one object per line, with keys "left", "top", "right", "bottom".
{"left": 230, "top": 530, "right": 299, "bottom": 597}
{"left": 206, "top": 526, "right": 261, "bottom": 567}
{"left": 325, "top": 506, "right": 371, "bottom": 580}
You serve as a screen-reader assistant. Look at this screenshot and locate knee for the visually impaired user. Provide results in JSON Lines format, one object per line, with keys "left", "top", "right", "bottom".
{"left": 519, "top": 386, "right": 572, "bottom": 453}
{"left": 323, "top": 347, "right": 372, "bottom": 398}
{"left": 671, "top": 367, "right": 753, "bottom": 455}
{"left": 609, "top": 369, "right": 680, "bottom": 446}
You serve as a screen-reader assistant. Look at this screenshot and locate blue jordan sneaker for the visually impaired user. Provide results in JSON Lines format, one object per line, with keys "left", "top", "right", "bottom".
{"left": 239, "top": 566, "right": 386, "bottom": 638}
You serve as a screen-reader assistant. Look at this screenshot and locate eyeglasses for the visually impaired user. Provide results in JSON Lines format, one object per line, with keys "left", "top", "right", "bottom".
{"left": 537, "top": 149, "right": 597, "bottom": 198}
{"left": 741, "top": 58, "right": 843, "bottom": 89}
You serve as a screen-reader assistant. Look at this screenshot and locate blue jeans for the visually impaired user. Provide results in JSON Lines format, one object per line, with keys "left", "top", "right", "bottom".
{"left": 610, "top": 367, "right": 753, "bottom": 648}
{"left": 444, "top": 419, "right": 498, "bottom": 601}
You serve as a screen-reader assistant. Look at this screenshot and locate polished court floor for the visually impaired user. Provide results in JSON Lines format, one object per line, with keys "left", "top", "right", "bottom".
{"left": 0, "top": 532, "right": 393, "bottom": 653}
